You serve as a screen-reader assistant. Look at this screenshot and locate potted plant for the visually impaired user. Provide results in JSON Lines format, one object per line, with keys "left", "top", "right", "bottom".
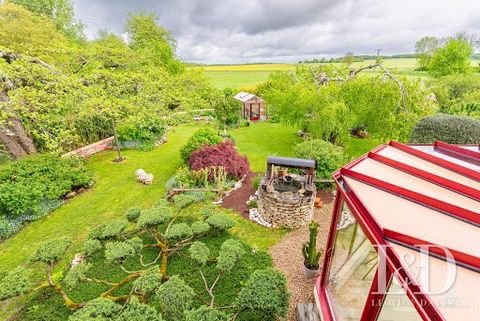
{"left": 302, "top": 221, "right": 323, "bottom": 279}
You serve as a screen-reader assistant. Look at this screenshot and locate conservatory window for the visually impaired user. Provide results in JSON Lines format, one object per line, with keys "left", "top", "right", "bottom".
{"left": 327, "top": 202, "right": 378, "bottom": 321}
{"left": 376, "top": 275, "right": 423, "bottom": 321}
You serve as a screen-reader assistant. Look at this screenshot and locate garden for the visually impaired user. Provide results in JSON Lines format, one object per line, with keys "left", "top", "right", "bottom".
{"left": 1, "top": 2, "right": 480, "bottom": 321}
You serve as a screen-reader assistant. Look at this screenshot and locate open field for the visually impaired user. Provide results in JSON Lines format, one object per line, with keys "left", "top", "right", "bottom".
{"left": 203, "top": 58, "right": 479, "bottom": 88}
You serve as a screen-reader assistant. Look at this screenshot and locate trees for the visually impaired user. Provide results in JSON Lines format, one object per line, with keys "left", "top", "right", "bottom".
{"left": 260, "top": 64, "right": 436, "bottom": 143}
{"left": 0, "top": 200, "right": 289, "bottom": 321}
{"left": 125, "top": 13, "right": 184, "bottom": 74}
{"left": 0, "top": 5, "right": 218, "bottom": 157}
{"left": 414, "top": 36, "right": 439, "bottom": 71}
{"left": 214, "top": 88, "right": 241, "bottom": 129}
{"left": 9, "top": 0, "right": 84, "bottom": 41}
{"left": 428, "top": 38, "right": 473, "bottom": 77}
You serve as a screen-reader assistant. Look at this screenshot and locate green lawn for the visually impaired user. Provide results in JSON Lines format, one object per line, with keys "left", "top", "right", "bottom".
{"left": 0, "top": 123, "right": 294, "bottom": 320}
{"left": 0, "top": 123, "right": 294, "bottom": 275}
{"left": 229, "top": 122, "right": 300, "bottom": 172}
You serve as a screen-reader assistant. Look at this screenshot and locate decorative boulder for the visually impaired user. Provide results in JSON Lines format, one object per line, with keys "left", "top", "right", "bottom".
{"left": 135, "top": 169, "right": 154, "bottom": 185}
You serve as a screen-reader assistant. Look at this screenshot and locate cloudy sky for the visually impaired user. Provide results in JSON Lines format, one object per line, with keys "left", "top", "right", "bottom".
{"left": 72, "top": 0, "right": 480, "bottom": 64}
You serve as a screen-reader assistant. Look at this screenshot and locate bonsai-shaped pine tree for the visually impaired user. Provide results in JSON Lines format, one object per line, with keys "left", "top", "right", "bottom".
{"left": 0, "top": 198, "right": 290, "bottom": 321}
{"left": 302, "top": 221, "right": 322, "bottom": 270}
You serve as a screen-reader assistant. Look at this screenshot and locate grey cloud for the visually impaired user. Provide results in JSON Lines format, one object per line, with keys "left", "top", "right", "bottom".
{"left": 72, "top": 0, "right": 480, "bottom": 64}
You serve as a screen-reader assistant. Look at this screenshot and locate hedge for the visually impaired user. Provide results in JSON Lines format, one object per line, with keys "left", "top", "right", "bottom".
{"left": 409, "top": 114, "right": 480, "bottom": 144}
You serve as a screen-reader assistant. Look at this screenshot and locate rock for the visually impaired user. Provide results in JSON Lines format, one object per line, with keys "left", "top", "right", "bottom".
{"left": 135, "top": 169, "right": 154, "bottom": 185}
{"left": 66, "top": 191, "right": 77, "bottom": 199}
{"left": 70, "top": 253, "right": 86, "bottom": 268}
{"left": 77, "top": 187, "right": 86, "bottom": 194}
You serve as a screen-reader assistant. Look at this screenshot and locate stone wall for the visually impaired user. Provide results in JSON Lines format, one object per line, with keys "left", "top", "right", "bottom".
{"left": 257, "top": 186, "right": 316, "bottom": 228}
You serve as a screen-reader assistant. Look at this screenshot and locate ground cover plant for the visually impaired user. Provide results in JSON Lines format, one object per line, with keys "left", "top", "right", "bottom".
{"left": 0, "top": 199, "right": 289, "bottom": 321}
{"left": 0, "top": 154, "right": 93, "bottom": 239}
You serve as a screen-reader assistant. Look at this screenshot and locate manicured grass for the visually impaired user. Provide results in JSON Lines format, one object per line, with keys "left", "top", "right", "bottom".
{"left": 344, "top": 136, "right": 384, "bottom": 160}
{"left": 229, "top": 122, "right": 300, "bottom": 172}
{"left": 0, "top": 125, "right": 199, "bottom": 275}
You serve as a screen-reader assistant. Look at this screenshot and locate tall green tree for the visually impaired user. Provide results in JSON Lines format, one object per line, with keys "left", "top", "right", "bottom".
{"left": 8, "top": 0, "right": 84, "bottom": 41}
{"left": 125, "top": 13, "right": 184, "bottom": 74}
{"left": 414, "top": 36, "right": 439, "bottom": 71}
{"left": 428, "top": 37, "right": 473, "bottom": 77}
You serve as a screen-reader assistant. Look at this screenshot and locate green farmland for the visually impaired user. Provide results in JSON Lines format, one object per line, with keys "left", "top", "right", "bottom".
{"left": 203, "top": 58, "right": 479, "bottom": 88}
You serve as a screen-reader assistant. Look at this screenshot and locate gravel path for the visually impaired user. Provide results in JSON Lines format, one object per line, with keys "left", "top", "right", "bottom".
{"left": 269, "top": 195, "right": 334, "bottom": 321}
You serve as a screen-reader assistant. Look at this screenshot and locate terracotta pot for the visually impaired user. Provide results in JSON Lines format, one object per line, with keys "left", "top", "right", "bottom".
{"left": 303, "top": 264, "right": 320, "bottom": 280}
{"left": 314, "top": 197, "right": 323, "bottom": 208}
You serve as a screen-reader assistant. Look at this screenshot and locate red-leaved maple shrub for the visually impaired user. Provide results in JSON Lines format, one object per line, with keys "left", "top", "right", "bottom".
{"left": 188, "top": 140, "right": 250, "bottom": 180}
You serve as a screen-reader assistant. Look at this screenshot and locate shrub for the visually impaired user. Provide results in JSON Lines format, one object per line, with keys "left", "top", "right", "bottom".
{"left": 409, "top": 114, "right": 480, "bottom": 144}
{"left": 69, "top": 298, "right": 162, "bottom": 321}
{"left": 156, "top": 275, "right": 195, "bottom": 320}
{"left": 189, "top": 241, "right": 210, "bottom": 266}
{"left": 133, "top": 267, "right": 163, "bottom": 295}
{"left": 206, "top": 214, "right": 236, "bottom": 231}
{"left": 104, "top": 241, "right": 137, "bottom": 264}
{"left": 293, "top": 139, "right": 344, "bottom": 180}
{"left": 252, "top": 176, "right": 261, "bottom": 190}
{"left": 432, "top": 74, "right": 480, "bottom": 118}
{"left": 164, "top": 223, "right": 193, "bottom": 241}
{"left": 172, "top": 194, "right": 197, "bottom": 209}
{"left": 0, "top": 154, "right": 93, "bottom": 218}
{"left": 236, "top": 268, "right": 289, "bottom": 319}
{"left": 184, "top": 305, "right": 229, "bottom": 321}
{"left": 191, "top": 221, "right": 210, "bottom": 235}
{"left": 82, "top": 239, "right": 102, "bottom": 257}
{"left": 137, "top": 206, "right": 172, "bottom": 229}
{"left": 30, "top": 238, "right": 71, "bottom": 264}
{"left": 64, "top": 263, "right": 92, "bottom": 288}
{"left": 188, "top": 141, "right": 250, "bottom": 180}
{"left": 216, "top": 239, "right": 245, "bottom": 273}
{"left": 126, "top": 207, "right": 141, "bottom": 222}
{"left": 0, "top": 268, "right": 32, "bottom": 300}
{"left": 117, "top": 113, "right": 166, "bottom": 150}
{"left": 180, "top": 127, "right": 222, "bottom": 162}
{"left": 88, "top": 220, "right": 128, "bottom": 240}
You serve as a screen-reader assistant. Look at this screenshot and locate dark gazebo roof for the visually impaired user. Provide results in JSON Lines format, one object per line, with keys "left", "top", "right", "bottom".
{"left": 267, "top": 156, "right": 316, "bottom": 169}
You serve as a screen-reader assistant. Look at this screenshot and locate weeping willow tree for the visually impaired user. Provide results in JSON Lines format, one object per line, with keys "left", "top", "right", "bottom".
{"left": 259, "top": 63, "right": 437, "bottom": 144}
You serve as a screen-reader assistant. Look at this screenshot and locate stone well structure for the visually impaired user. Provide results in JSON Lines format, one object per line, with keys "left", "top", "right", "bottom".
{"left": 256, "top": 156, "right": 317, "bottom": 228}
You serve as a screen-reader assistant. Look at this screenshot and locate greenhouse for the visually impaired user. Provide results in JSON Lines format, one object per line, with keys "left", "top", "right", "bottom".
{"left": 315, "top": 141, "right": 480, "bottom": 321}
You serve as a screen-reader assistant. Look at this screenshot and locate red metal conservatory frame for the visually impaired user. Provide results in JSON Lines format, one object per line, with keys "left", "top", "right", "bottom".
{"left": 314, "top": 141, "right": 480, "bottom": 321}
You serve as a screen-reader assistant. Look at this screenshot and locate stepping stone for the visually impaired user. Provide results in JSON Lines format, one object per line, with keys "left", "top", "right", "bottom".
{"left": 296, "top": 303, "right": 320, "bottom": 321}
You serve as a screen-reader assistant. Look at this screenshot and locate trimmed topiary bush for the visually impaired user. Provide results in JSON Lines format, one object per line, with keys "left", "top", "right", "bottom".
{"left": 188, "top": 141, "right": 250, "bottom": 180}
{"left": 206, "top": 214, "right": 236, "bottom": 231}
{"left": 236, "top": 268, "right": 289, "bottom": 318}
{"left": 184, "top": 305, "right": 229, "bottom": 321}
{"left": 156, "top": 275, "right": 195, "bottom": 320}
{"left": 126, "top": 207, "right": 141, "bottom": 222}
{"left": 180, "top": 127, "right": 222, "bottom": 162}
{"left": 293, "top": 139, "right": 345, "bottom": 180}
{"left": 409, "top": 114, "right": 480, "bottom": 144}
{"left": 172, "top": 194, "right": 197, "bottom": 209}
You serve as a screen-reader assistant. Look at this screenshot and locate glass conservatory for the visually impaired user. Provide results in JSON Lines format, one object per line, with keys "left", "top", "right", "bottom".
{"left": 314, "top": 141, "right": 480, "bottom": 321}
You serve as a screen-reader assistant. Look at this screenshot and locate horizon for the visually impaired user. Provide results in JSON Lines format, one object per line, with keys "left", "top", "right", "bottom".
{"left": 71, "top": 0, "right": 480, "bottom": 65}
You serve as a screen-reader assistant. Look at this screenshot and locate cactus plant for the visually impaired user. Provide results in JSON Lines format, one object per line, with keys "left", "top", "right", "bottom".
{"left": 302, "top": 221, "right": 322, "bottom": 270}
